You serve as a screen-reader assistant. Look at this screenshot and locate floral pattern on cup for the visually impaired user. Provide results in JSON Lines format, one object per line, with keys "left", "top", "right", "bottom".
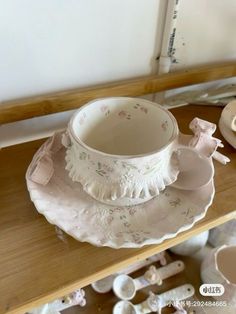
{"left": 65, "top": 135, "right": 176, "bottom": 206}
{"left": 67, "top": 98, "right": 218, "bottom": 206}
{"left": 79, "top": 151, "right": 90, "bottom": 160}
{"left": 133, "top": 103, "right": 148, "bottom": 114}
{"left": 75, "top": 150, "right": 163, "bottom": 182}
{"left": 114, "top": 158, "right": 163, "bottom": 176}
{"left": 161, "top": 120, "right": 168, "bottom": 131}
{"left": 118, "top": 161, "right": 138, "bottom": 170}
{"left": 119, "top": 173, "right": 134, "bottom": 186}
{"left": 100, "top": 105, "right": 110, "bottom": 116}
{"left": 118, "top": 110, "right": 131, "bottom": 120}
{"left": 142, "top": 158, "right": 163, "bottom": 175}
{"left": 96, "top": 162, "right": 114, "bottom": 177}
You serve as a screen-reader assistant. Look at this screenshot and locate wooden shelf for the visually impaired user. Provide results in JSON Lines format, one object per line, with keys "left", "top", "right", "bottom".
{"left": 62, "top": 250, "right": 224, "bottom": 314}
{"left": 62, "top": 251, "right": 208, "bottom": 314}
{"left": 63, "top": 252, "right": 189, "bottom": 314}
{"left": 0, "top": 105, "right": 235, "bottom": 314}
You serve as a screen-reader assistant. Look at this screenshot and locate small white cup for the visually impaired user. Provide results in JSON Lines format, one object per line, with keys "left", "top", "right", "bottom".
{"left": 201, "top": 245, "right": 236, "bottom": 305}
{"left": 65, "top": 97, "right": 212, "bottom": 206}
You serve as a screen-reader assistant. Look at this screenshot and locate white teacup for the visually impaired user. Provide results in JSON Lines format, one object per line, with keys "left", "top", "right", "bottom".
{"left": 65, "top": 97, "right": 212, "bottom": 206}
{"left": 201, "top": 245, "right": 236, "bottom": 306}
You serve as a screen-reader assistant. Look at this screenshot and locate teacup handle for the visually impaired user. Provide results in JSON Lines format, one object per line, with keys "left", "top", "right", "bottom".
{"left": 188, "top": 117, "right": 230, "bottom": 164}
{"left": 27, "top": 132, "right": 63, "bottom": 185}
{"left": 171, "top": 117, "right": 231, "bottom": 190}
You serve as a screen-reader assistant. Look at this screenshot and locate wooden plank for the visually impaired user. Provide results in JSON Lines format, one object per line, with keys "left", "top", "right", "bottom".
{"left": 0, "top": 105, "right": 235, "bottom": 314}
{"left": 64, "top": 252, "right": 180, "bottom": 314}
{"left": 63, "top": 252, "right": 206, "bottom": 314}
{"left": 0, "top": 63, "right": 236, "bottom": 124}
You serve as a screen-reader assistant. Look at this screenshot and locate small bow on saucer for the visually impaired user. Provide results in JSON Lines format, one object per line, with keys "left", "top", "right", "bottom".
{"left": 26, "top": 132, "right": 63, "bottom": 185}
{"left": 189, "top": 118, "right": 230, "bottom": 165}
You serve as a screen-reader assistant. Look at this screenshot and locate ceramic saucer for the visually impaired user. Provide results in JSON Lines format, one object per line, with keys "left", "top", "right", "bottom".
{"left": 26, "top": 133, "right": 215, "bottom": 248}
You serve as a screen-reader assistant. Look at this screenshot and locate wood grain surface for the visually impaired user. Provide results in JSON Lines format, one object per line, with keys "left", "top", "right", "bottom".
{"left": 0, "top": 63, "right": 236, "bottom": 124}
{"left": 0, "top": 105, "right": 235, "bottom": 314}
{"left": 63, "top": 252, "right": 205, "bottom": 314}
{"left": 63, "top": 252, "right": 184, "bottom": 314}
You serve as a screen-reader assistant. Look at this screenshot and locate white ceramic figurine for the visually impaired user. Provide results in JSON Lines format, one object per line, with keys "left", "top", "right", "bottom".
{"left": 26, "top": 289, "right": 86, "bottom": 314}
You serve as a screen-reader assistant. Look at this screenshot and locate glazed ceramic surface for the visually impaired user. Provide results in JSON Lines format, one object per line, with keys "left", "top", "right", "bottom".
{"left": 26, "top": 133, "right": 215, "bottom": 248}
{"left": 113, "top": 284, "right": 194, "bottom": 314}
{"left": 28, "top": 289, "right": 86, "bottom": 314}
{"left": 219, "top": 118, "right": 236, "bottom": 149}
{"left": 219, "top": 100, "right": 236, "bottom": 149}
{"left": 65, "top": 98, "right": 212, "bottom": 205}
{"left": 92, "top": 253, "right": 166, "bottom": 293}
{"left": 113, "top": 261, "right": 184, "bottom": 300}
{"left": 201, "top": 245, "right": 236, "bottom": 305}
{"left": 221, "top": 100, "right": 236, "bottom": 132}
{"left": 170, "top": 231, "right": 209, "bottom": 256}
{"left": 208, "top": 220, "right": 236, "bottom": 247}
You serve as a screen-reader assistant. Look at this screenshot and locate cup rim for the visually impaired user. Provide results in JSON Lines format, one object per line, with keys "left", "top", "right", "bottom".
{"left": 68, "top": 97, "right": 179, "bottom": 159}
{"left": 214, "top": 245, "right": 236, "bottom": 286}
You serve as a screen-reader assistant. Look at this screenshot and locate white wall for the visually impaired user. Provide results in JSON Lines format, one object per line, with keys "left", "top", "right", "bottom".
{"left": 1, "top": 0, "right": 236, "bottom": 147}
{"left": 155, "top": 0, "right": 236, "bottom": 105}
{"left": 170, "top": 0, "right": 236, "bottom": 70}
{"left": 0, "top": 0, "right": 166, "bottom": 101}
{"left": 1, "top": 0, "right": 236, "bottom": 103}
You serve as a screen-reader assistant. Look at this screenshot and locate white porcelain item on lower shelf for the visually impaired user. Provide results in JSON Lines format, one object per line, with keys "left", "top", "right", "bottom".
{"left": 201, "top": 245, "right": 236, "bottom": 305}
{"left": 169, "top": 231, "right": 209, "bottom": 256}
{"left": 220, "top": 100, "right": 236, "bottom": 132}
{"left": 113, "top": 261, "right": 185, "bottom": 300}
{"left": 26, "top": 132, "right": 215, "bottom": 248}
{"left": 113, "top": 284, "right": 195, "bottom": 314}
{"left": 208, "top": 219, "right": 236, "bottom": 247}
{"left": 64, "top": 98, "right": 215, "bottom": 206}
{"left": 219, "top": 117, "right": 236, "bottom": 149}
{"left": 28, "top": 289, "right": 86, "bottom": 314}
{"left": 92, "top": 252, "right": 166, "bottom": 293}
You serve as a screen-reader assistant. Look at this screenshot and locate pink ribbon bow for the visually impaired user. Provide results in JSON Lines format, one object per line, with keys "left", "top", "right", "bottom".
{"left": 189, "top": 118, "right": 230, "bottom": 164}
{"left": 27, "top": 132, "right": 63, "bottom": 185}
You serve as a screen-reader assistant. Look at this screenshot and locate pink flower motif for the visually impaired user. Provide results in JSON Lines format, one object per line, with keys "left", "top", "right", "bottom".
{"left": 140, "top": 106, "right": 148, "bottom": 114}
{"left": 118, "top": 111, "right": 131, "bottom": 119}
{"left": 103, "top": 164, "right": 114, "bottom": 172}
{"left": 129, "top": 208, "right": 137, "bottom": 216}
{"left": 118, "top": 110, "right": 127, "bottom": 118}
{"left": 161, "top": 120, "right": 168, "bottom": 131}
{"left": 101, "top": 105, "right": 108, "bottom": 112}
{"left": 107, "top": 216, "right": 114, "bottom": 225}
